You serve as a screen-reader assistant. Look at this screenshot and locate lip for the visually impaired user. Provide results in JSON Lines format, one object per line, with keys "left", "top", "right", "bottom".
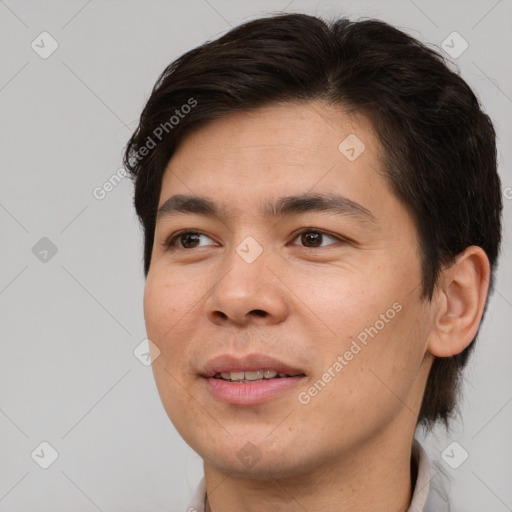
{"left": 201, "top": 353, "right": 305, "bottom": 377}
{"left": 205, "top": 376, "right": 305, "bottom": 406}
{"left": 201, "top": 353, "right": 307, "bottom": 406}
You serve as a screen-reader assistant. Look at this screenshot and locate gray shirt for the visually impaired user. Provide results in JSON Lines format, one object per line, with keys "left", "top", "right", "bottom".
{"left": 186, "top": 440, "right": 439, "bottom": 512}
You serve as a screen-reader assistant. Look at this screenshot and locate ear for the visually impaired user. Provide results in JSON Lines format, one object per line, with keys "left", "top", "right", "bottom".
{"left": 428, "top": 246, "right": 491, "bottom": 358}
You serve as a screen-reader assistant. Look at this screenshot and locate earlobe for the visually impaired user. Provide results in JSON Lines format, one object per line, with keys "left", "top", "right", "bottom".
{"left": 428, "top": 246, "right": 491, "bottom": 358}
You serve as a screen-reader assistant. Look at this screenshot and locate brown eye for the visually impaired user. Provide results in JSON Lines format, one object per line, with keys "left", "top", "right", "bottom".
{"left": 167, "top": 231, "right": 216, "bottom": 249}
{"left": 301, "top": 232, "right": 322, "bottom": 247}
{"left": 179, "top": 233, "right": 201, "bottom": 248}
{"left": 296, "top": 230, "right": 340, "bottom": 248}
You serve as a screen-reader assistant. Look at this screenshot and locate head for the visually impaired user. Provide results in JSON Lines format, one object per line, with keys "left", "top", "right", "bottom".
{"left": 124, "top": 13, "right": 502, "bottom": 477}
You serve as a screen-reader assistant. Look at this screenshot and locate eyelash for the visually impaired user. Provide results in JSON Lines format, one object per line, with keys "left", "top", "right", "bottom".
{"left": 165, "top": 228, "right": 347, "bottom": 250}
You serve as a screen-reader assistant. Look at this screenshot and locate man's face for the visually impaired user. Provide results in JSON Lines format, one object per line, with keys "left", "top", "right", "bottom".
{"left": 144, "top": 101, "right": 435, "bottom": 478}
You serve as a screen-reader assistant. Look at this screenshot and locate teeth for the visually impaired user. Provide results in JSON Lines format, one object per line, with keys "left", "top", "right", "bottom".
{"left": 215, "top": 369, "right": 289, "bottom": 381}
{"left": 244, "top": 370, "right": 263, "bottom": 381}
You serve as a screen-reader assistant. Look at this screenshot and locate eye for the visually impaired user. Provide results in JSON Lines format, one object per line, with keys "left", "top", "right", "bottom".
{"left": 165, "top": 228, "right": 346, "bottom": 251}
{"left": 292, "top": 229, "right": 343, "bottom": 248}
{"left": 167, "top": 231, "right": 216, "bottom": 249}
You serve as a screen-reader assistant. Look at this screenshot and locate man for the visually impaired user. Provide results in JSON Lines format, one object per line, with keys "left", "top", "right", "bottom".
{"left": 124, "top": 13, "right": 502, "bottom": 511}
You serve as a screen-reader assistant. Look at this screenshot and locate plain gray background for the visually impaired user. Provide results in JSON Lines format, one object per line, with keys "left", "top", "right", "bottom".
{"left": 1, "top": 1, "right": 511, "bottom": 510}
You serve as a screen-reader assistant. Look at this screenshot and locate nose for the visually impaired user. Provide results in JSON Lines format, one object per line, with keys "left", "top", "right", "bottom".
{"left": 205, "top": 246, "right": 289, "bottom": 327}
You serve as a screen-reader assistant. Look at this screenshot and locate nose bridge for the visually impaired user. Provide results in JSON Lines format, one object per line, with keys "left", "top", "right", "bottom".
{"left": 217, "top": 234, "right": 269, "bottom": 302}
{"left": 206, "top": 234, "right": 287, "bottom": 325}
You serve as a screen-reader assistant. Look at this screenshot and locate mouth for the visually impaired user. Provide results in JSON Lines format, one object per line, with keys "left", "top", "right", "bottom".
{"left": 201, "top": 354, "right": 307, "bottom": 406}
{"left": 212, "top": 369, "right": 304, "bottom": 382}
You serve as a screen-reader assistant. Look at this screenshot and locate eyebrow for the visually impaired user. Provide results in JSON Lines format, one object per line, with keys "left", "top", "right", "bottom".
{"left": 156, "top": 192, "right": 377, "bottom": 226}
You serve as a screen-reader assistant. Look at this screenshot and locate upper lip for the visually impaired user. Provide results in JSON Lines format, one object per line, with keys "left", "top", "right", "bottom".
{"left": 201, "top": 353, "right": 306, "bottom": 377}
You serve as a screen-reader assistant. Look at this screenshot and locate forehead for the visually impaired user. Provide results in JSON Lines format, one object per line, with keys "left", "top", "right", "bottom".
{"left": 159, "top": 100, "right": 388, "bottom": 214}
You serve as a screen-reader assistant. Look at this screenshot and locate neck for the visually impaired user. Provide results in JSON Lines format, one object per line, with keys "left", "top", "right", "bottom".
{"left": 203, "top": 428, "right": 417, "bottom": 512}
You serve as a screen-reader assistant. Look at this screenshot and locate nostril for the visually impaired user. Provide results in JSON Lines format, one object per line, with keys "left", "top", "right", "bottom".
{"left": 251, "top": 309, "right": 267, "bottom": 317}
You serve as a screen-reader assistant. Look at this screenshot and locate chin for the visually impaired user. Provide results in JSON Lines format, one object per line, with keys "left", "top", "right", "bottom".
{"left": 193, "top": 432, "right": 318, "bottom": 481}
{"left": 208, "top": 452, "right": 308, "bottom": 481}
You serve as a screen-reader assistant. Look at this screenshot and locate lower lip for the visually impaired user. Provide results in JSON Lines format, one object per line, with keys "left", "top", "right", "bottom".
{"left": 204, "top": 376, "right": 306, "bottom": 406}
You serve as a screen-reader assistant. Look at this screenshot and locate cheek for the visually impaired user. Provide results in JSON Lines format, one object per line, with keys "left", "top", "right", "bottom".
{"left": 144, "top": 272, "right": 202, "bottom": 427}
{"left": 294, "top": 266, "right": 427, "bottom": 398}
{"left": 331, "top": 299, "right": 427, "bottom": 409}
{"left": 290, "top": 268, "right": 389, "bottom": 346}
{"left": 143, "top": 271, "right": 194, "bottom": 362}
{"left": 143, "top": 276, "right": 168, "bottom": 342}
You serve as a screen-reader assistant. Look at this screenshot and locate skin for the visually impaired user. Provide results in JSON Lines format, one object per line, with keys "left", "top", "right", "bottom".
{"left": 144, "top": 100, "right": 490, "bottom": 511}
